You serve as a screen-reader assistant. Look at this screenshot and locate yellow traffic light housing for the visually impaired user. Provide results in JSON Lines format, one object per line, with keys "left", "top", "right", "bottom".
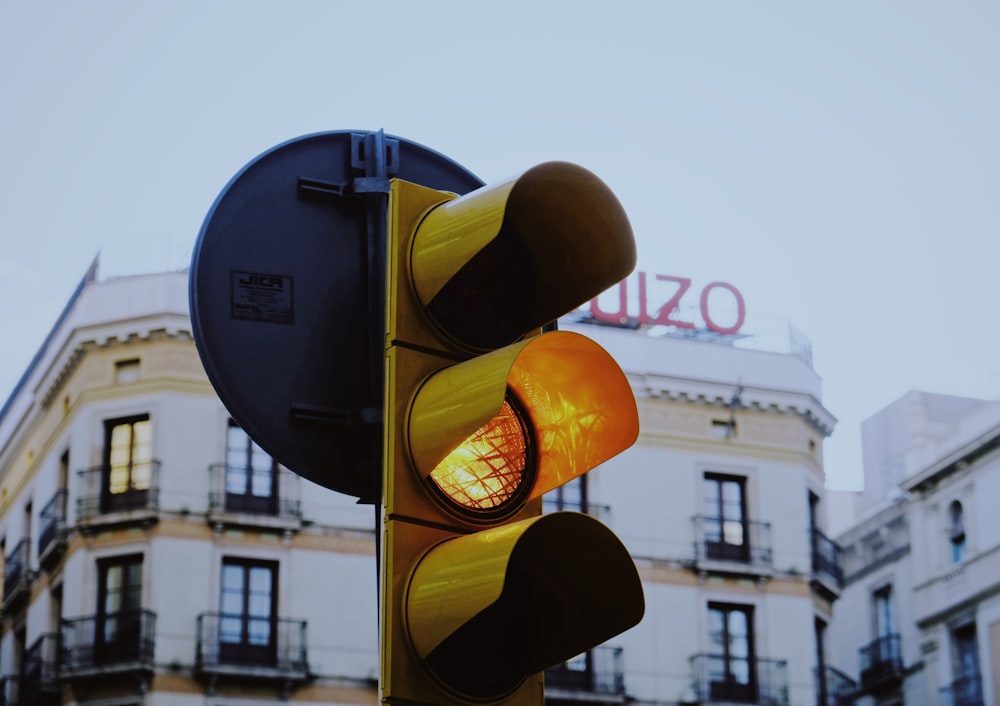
{"left": 382, "top": 163, "right": 643, "bottom": 706}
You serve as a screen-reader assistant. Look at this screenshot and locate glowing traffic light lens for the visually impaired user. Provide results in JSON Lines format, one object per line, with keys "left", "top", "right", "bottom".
{"left": 429, "top": 394, "right": 534, "bottom": 516}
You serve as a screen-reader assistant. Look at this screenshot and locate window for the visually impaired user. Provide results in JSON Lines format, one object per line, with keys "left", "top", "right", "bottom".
{"left": 102, "top": 415, "right": 152, "bottom": 512}
{"left": 225, "top": 421, "right": 277, "bottom": 514}
{"left": 951, "top": 623, "right": 982, "bottom": 704}
{"left": 708, "top": 603, "right": 755, "bottom": 702}
{"left": 220, "top": 558, "right": 277, "bottom": 665}
{"left": 874, "top": 585, "right": 893, "bottom": 638}
{"left": 96, "top": 554, "right": 143, "bottom": 663}
{"left": 114, "top": 358, "right": 140, "bottom": 384}
{"left": 547, "top": 476, "right": 586, "bottom": 513}
{"left": 949, "top": 501, "right": 966, "bottom": 563}
{"left": 703, "top": 474, "right": 748, "bottom": 561}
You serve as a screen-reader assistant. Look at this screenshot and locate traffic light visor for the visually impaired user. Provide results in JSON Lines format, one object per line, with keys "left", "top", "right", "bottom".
{"left": 409, "top": 162, "right": 636, "bottom": 351}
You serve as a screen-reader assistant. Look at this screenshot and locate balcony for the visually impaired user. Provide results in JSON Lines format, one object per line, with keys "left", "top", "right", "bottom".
{"left": 76, "top": 462, "right": 161, "bottom": 530}
{"left": 817, "top": 665, "right": 857, "bottom": 706}
{"left": 858, "top": 633, "right": 903, "bottom": 693}
{"left": 61, "top": 609, "right": 156, "bottom": 680}
{"left": 37, "top": 489, "right": 69, "bottom": 570}
{"left": 195, "top": 612, "right": 309, "bottom": 691}
{"left": 692, "top": 516, "right": 773, "bottom": 575}
{"left": 940, "top": 672, "right": 984, "bottom": 706}
{"left": 811, "top": 529, "right": 845, "bottom": 598}
{"left": 545, "top": 646, "right": 626, "bottom": 702}
{"left": 20, "top": 633, "right": 60, "bottom": 706}
{"left": 207, "top": 463, "right": 303, "bottom": 531}
{"left": 690, "top": 653, "right": 789, "bottom": 705}
{"left": 3, "top": 538, "right": 34, "bottom": 612}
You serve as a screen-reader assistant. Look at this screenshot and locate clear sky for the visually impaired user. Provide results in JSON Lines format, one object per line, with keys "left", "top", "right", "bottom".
{"left": 2, "top": 2, "right": 998, "bottom": 491}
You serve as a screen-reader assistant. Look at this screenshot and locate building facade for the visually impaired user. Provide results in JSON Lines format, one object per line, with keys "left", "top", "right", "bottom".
{"left": 0, "top": 268, "right": 845, "bottom": 705}
{"left": 831, "top": 392, "right": 1000, "bottom": 706}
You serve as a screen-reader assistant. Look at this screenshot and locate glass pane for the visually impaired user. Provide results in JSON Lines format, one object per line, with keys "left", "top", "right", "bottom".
{"left": 728, "top": 611, "right": 749, "bottom": 657}
{"left": 721, "top": 480, "right": 744, "bottom": 522}
{"left": 131, "top": 460, "right": 151, "bottom": 491}
{"left": 249, "top": 566, "right": 273, "bottom": 594}
{"left": 226, "top": 467, "right": 248, "bottom": 495}
{"left": 248, "top": 617, "right": 271, "bottom": 645}
{"left": 731, "top": 657, "right": 750, "bottom": 684}
{"left": 723, "top": 519, "right": 744, "bottom": 546}
{"left": 221, "top": 592, "right": 243, "bottom": 616}
{"left": 104, "top": 614, "right": 119, "bottom": 641}
{"left": 703, "top": 479, "right": 720, "bottom": 515}
{"left": 220, "top": 615, "right": 241, "bottom": 643}
{"left": 222, "top": 565, "right": 244, "bottom": 592}
{"left": 248, "top": 594, "right": 271, "bottom": 619}
{"left": 104, "top": 565, "right": 123, "bottom": 612}
{"left": 251, "top": 467, "right": 273, "bottom": 498}
{"left": 250, "top": 441, "right": 271, "bottom": 472}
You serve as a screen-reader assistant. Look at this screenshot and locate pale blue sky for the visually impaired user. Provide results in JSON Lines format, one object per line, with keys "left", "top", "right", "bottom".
{"left": 2, "top": 1, "right": 998, "bottom": 491}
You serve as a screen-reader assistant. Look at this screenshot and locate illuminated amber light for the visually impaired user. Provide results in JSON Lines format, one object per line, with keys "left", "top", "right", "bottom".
{"left": 429, "top": 396, "right": 532, "bottom": 513}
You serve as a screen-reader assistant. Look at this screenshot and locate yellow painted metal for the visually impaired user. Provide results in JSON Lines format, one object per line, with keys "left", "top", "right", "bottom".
{"left": 381, "top": 175, "right": 642, "bottom": 706}
{"left": 406, "top": 512, "right": 644, "bottom": 700}
{"left": 407, "top": 339, "right": 528, "bottom": 482}
{"left": 409, "top": 161, "right": 636, "bottom": 350}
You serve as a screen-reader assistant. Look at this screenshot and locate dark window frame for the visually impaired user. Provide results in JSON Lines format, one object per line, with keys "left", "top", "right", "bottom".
{"left": 707, "top": 601, "right": 757, "bottom": 703}
{"left": 219, "top": 557, "right": 279, "bottom": 666}
{"left": 224, "top": 420, "right": 279, "bottom": 514}
{"left": 96, "top": 553, "right": 144, "bottom": 664}
{"left": 101, "top": 414, "right": 152, "bottom": 513}
{"left": 703, "top": 473, "right": 749, "bottom": 562}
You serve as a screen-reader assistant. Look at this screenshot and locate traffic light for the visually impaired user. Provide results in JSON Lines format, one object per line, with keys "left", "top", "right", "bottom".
{"left": 381, "top": 162, "right": 644, "bottom": 706}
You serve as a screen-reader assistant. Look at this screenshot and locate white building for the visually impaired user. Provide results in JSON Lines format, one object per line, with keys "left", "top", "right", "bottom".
{"left": 831, "top": 391, "right": 1000, "bottom": 706}
{"left": 0, "top": 267, "right": 845, "bottom": 706}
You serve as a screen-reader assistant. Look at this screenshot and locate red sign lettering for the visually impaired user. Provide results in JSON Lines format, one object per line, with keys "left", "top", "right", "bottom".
{"left": 589, "top": 272, "right": 746, "bottom": 335}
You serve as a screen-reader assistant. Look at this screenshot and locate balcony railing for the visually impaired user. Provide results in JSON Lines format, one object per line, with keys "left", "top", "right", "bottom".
{"left": 21, "top": 632, "right": 59, "bottom": 704}
{"left": 940, "top": 672, "right": 984, "bottom": 706}
{"left": 3, "top": 538, "right": 32, "bottom": 607}
{"left": 542, "top": 498, "right": 611, "bottom": 523}
{"left": 38, "top": 489, "right": 69, "bottom": 567}
{"left": 858, "top": 633, "right": 903, "bottom": 691}
{"left": 817, "top": 665, "right": 857, "bottom": 706}
{"left": 545, "top": 646, "right": 625, "bottom": 697}
{"left": 195, "top": 612, "right": 309, "bottom": 679}
{"left": 61, "top": 609, "right": 156, "bottom": 675}
{"left": 0, "top": 676, "right": 17, "bottom": 706}
{"left": 690, "top": 653, "right": 789, "bottom": 705}
{"left": 207, "top": 463, "right": 302, "bottom": 522}
{"left": 76, "top": 462, "right": 161, "bottom": 524}
{"left": 692, "top": 516, "right": 773, "bottom": 570}
{"left": 811, "top": 529, "right": 845, "bottom": 590}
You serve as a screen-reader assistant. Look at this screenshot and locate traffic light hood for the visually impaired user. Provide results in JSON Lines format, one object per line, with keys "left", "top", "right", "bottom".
{"left": 410, "top": 161, "right": 636, "bottom": 351}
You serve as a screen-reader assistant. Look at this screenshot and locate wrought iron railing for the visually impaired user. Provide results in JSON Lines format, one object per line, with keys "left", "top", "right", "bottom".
{"left": 692, "top": 516, "right": 773, "bottom": 568}
{"left": 940, "top": 672, "right": 985, "bottom": 706}
{"left": 0, "top": 675, "right": 17, "bottom": 706}
{"left": 195, "top": 612, "right": 308, "bottom": 674}
{"left": 546, "top": 646, "right": 624, "bottom": 696}
{"left": 38, "top": 489, "right": 68, "bottom": 561}
{"left": 542, "top": 498, "right": 611, "bottom": 523}
{"left": 817, "top": 664, "right": 857, "bottom": 706}
{"left": 859, "top": 633, "right": 902, "bottom": 689}
{"left": 3, "top": 538, "right": 31, "bottom": 603}
{"left": 76, "top": 461, "right": 161, "bottom": 521}
{"left": 61, "top": 609, "right": 156, "bottom": 672}
{"left": 207, "top": 463, "right": 302, "bottom": 519}
{"left": 21, "top": 632, "right": 59, "bottom": 701}
{"left": 812, "top": 529, "right": 845, "bottom": 589}
{"left": 690, "top": 653, "right": 789, "bottom": 705}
